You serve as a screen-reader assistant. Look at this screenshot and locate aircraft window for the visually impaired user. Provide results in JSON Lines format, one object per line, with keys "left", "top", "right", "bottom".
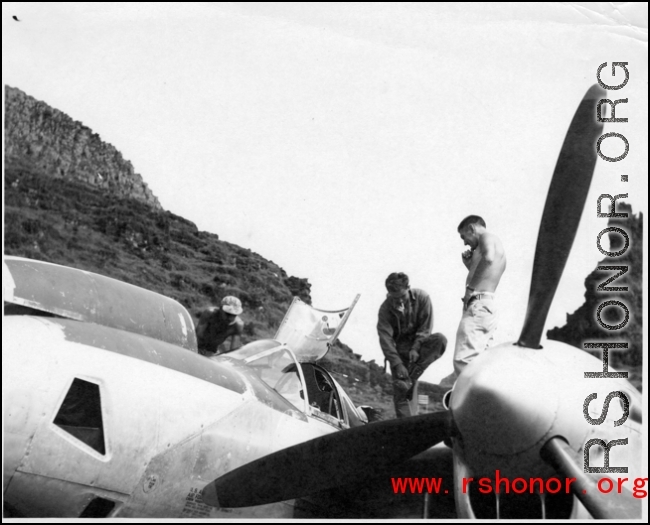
{"left": 301, "top": 364, "right": 344, "bottom": 423}
{"left": 245, "top": 348, "right": 305, "bottom": 412}
{"left": 79, "top": 497, "right": 115, "bottom": 518}
{"left": 332, "top": 377, "right": 366, "bottom": 428}
{"left": 53, "top": 378, "right": 106, "bottom": 455}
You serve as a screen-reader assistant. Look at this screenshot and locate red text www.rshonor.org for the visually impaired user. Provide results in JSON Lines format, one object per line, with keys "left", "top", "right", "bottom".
{"left": 391, "top": 472, "right": 649, "bottom": 498}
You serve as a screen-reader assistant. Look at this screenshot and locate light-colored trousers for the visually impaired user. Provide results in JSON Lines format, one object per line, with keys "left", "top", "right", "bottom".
{"left": 453, "top": 296, "right": 498, "bottom": 377}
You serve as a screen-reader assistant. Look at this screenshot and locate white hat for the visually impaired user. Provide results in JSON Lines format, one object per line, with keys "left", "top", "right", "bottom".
{"left": 221, "top": 296, "right": 243, "bottom": 315}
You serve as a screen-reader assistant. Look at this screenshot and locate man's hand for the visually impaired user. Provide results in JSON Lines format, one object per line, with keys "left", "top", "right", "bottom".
{"left": 462, "top": 287, "right": 473, "bottom": 310}
{"left": 461, "top": 249, "right": 473, "bottom": 269}
{"left": 409, "top": 348, "right": 419, "bottom": 364}
{"left": 394, "top": 363, "right": 409, "bottom": 380}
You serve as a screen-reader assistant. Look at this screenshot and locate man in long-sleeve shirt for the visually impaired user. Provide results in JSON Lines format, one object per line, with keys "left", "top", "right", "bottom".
{"left": 377, "top": 272, "right": 447, "bottom": 418}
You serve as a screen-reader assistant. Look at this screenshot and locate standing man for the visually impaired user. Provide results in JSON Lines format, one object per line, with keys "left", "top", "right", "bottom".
{"left": 196, "top": 296, "right": 245, "bottom": 356}
{"left": 454, "top": 215, "right": 506, "bottom": 376}
{"left": 377, "top": 272, "right": 447, "bottom": 418}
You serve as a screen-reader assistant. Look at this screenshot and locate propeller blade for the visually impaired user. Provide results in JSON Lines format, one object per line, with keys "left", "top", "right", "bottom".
{"left": 202, "top": 410, "right": 452, "bottom": 508}
{"left": 518, "top": 84, "right": 606, "bottom": 348}
{"left": 540, "top": 436, "right": 641, "bottom": 519}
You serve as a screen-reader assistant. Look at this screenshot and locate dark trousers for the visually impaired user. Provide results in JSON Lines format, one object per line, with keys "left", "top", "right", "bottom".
{"left": 394, "top": 332, "right": 447, "bottom": 418}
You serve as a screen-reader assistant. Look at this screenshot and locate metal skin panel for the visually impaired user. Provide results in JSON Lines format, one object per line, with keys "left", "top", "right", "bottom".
{"left": 4, "top": 471, "right": 130, "bottom": 518}
{"left": 118, "top": 400, "right": 336, "bottom": 518}
{"left": 2, "top": 432, "right": 28, "bottom": 495}
{"left": 3, "top": 317, "right": 246, "bottom": 498}
{"left": 3, "top": 316, "right": 339, "bottom": 517}
{"left": 3, "top": 256, "right": 197, "bottom": 351}
{"left": 41, "top": 317, "right": 248, "bottom": 395}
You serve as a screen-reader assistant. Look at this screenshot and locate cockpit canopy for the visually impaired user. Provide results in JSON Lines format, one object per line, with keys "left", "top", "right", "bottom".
{"left": 228, "top": 339, "right": 367, "bottom": 428}
{"left": 273, "top": 295, "right": 359, "bottom": 362}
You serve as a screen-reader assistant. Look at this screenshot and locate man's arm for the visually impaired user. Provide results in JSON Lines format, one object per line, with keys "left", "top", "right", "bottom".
{"left": 228, "top": 318, "right": 245, "bottom": 351}
{"left": 410, "top": 291, "right": 433, "bottom": 361}
{"left": 463, "top": 234, "right": 498, "bottom": 308}
{"left": 195, "top": 310, "right": 212, "bottom": 354}
{"left": 468, "top": 234, "right": 497, "bottom": 288}
{"left": 228, "top": 334, "right": 241, "bottom": 352}
{"left": 377, "top": 307, "right": 404, "bottom": 371}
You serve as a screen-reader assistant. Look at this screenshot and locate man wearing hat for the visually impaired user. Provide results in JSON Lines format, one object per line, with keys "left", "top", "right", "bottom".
{"left": 377, "top": 272, "right": 447, "bottom": 418}
{"left": 196, "top": 296, "right": 245, "bottom": 356}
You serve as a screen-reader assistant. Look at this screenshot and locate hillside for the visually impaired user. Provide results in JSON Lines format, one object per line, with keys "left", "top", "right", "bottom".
{"left": 4, "top": 87, "right": 446, "bottom": 418}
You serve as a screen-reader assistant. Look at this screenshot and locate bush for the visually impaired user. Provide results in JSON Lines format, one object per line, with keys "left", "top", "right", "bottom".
{"left": 169, "top": 272, "right": 200, "bottom": 292}
{"left": 4, "top": 211, "right": 28, "bottom": 249}
{"left": 200, "top": 282, "right": 217, "bottom": 297}
{"left": 22, "top": 218, "right": 42, "bottom": 235}
{"left": 212, "top": 273, "right": 237, "bottom": 286}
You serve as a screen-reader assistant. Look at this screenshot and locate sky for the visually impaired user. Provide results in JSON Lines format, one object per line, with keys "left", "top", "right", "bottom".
{"left": 2, "top": 3, "right": 648, "bottom": 384}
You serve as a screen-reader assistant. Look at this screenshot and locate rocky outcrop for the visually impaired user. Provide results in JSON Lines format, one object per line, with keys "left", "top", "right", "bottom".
{"left": 547, "top": 202, "right": 643, "bottom": 368}
{"left": 283, "top": 275, "right": 313, "bottom": 305}
{"left": 4, "top": 86, "right": 161, "bottom": 209}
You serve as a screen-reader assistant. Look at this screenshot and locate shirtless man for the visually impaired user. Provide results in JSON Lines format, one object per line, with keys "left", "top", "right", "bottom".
{"left": 453, "top": 215, "right": 506, "bottom": 376}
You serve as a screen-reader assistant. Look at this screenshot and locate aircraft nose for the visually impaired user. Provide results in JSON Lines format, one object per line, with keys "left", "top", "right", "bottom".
{"left": 451, "top": 344, "right": 559, "bottom": 456}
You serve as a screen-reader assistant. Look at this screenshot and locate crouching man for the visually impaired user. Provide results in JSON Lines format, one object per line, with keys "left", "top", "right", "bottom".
{"left": 196, "top": 296, "right": 244, "bottom": 356}
{"left": 377, "top": 272, "right": 447, "bottom": 418}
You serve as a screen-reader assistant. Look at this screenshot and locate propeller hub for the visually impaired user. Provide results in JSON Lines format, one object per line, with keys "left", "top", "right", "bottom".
{"left": 452, "top": 343, "right": 558, "bottom": 458}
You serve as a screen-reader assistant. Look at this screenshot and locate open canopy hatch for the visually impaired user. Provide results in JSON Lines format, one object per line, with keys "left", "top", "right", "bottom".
{"left": 273, "top": 295, "right": 360, "bottom": 362}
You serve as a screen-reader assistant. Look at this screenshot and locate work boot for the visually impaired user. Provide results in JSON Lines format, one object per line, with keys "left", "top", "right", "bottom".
{"left": 393, "top": 377, "right": 413, "bottom": 394}
{"left": 405, "top": 364, "right": 425, "bottom": 401}
{"left": 408, "top": 363, "right": 425, "bottom": 382}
